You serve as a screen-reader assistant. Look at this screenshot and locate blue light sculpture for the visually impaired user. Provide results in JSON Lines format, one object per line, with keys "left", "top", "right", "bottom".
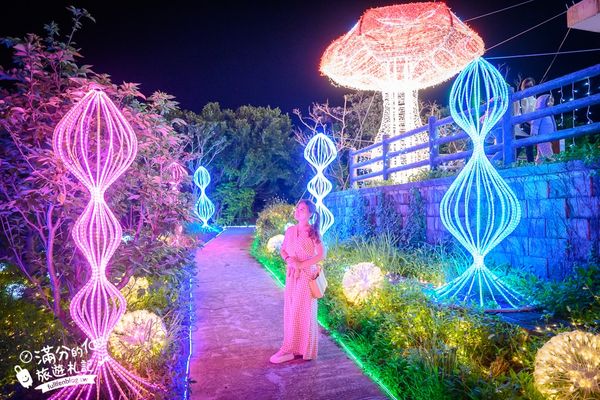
{"left": 436, "top": 58, "right": 525, "bottom": 309}
{"left": 193, "top": 166, "right": 215, "bottom": 228}
{"left": 304, "top": 132, "right": 337, "bottom": 235}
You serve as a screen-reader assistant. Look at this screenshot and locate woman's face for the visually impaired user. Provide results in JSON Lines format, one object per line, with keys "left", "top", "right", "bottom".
{"left": 294, "top": 201, "right": 311, "bottom": 223}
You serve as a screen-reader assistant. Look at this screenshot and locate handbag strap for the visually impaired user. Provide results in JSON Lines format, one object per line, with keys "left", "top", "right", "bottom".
{"left": 313, "top": 264, "right": 322, "bottom": 279}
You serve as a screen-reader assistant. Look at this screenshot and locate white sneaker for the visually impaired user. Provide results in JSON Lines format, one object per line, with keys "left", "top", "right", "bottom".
{"left": 269, "top": 350, "right": 294, "bottom": 364}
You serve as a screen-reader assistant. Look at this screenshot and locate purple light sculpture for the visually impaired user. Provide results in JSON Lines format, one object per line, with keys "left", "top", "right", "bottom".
{"left": 51, "top": 88, "right": 160, "bottom": 399}
{"left": 167, "top": 161, "right": 188, "bottom": 191}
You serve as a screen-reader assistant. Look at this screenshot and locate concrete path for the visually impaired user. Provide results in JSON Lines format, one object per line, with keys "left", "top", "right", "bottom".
{"left": 189, "top": 227, "right": 387, "bottom": 400}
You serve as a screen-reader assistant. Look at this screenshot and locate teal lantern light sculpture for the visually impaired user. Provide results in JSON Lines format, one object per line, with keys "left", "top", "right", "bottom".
{"left": 304, "top": 132, "right": 337, "bottom": 236}
{"left": 193, "top": 166, "right": 214, "bottom": 228}
{"left": 436, "top": 58, "right": 525, "bottom": 309}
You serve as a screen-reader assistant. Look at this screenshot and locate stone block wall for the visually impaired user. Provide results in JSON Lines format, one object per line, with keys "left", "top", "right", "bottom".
{"left": 326, "top": 160, "right": 600, "bottom": 280}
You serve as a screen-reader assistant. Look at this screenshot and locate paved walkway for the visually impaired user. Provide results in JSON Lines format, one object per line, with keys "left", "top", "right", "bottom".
{"left": 189, "top": 227, "right": 387, "bottom": 400}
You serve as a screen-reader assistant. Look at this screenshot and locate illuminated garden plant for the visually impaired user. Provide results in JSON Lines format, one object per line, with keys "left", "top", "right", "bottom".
{"left": 436, "top": 58, "right": 526, "bottom": 309}
{"left": 193, "top": 166, "right": 215, "bottom": 228}
{"left": 304, "top": 132, "right": 337, "bottom": 235}
{"left": 320, "top": 2, "right": 483, "bottom": 182}
{"left": 51, "top": 88, "right": 159, "bottom": 399}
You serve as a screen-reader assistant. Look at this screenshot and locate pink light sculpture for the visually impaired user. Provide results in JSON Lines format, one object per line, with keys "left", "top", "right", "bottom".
{"left": 51, "top": 88, "right": 160, "bottom": 399}
{"left": 167, "top": 161, "right": 188, "bottom": 191}
{"left": 320, "top": 2, "right": 484, "bottom": 182}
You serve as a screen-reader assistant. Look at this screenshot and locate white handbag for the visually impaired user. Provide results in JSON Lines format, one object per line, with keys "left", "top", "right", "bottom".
{"left": 309, "top": 264, "right": 327, "bottom": 299}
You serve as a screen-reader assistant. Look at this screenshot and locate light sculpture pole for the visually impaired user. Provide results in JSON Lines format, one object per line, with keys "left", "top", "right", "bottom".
{"left": 51, "top": 88, "right": 158, "bottom": 399}
{"left": 304, "top": 132, "right": 337, "bottom": 236}
{"left": 193, "top": 166, "right": 214, "bottom": 228}
{"left": 436, "top": 58, "right": 524, "bottom": 309}
{"left": 320, "top": 2, "right": 484, "bottom": 182}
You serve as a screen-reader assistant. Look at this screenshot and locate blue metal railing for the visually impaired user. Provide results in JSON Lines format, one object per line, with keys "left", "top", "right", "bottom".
{"left": 349, "top": 63, "right": 600, "bottom": 187}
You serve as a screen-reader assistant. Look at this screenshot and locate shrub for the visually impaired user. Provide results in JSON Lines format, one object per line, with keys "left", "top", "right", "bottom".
{"left": 214, "top": 182, "right": 255, "bottom": 225}
{"left": 255, "top": 199, "right": 294, "bottom": 243}
{"left": 527, "top": 264, "right": 600, "bottom": 329}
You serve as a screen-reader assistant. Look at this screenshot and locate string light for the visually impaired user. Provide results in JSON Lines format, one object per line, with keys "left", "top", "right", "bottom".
{"left": 436, "top": 58, "right": 526, "bottom": 309}
{"left": 193, "top": 166, "right": 215, "bottom": 228}
{"left": 304, "top": 132, "right": 337, "bottom": 235}
{"left": 320, "top": 3, "right": 484, "bottom": 182}
{"left": 559, "top": 87, "right": 565, "bottom": 127}
{"left": 51, "top": 88, "right": 160, "bottom": 399}
{"left": 586, "top": 78, "right": 592, "bottom": 124}
{"left": 572, "top": 81, "right": 576, "bottom": 127}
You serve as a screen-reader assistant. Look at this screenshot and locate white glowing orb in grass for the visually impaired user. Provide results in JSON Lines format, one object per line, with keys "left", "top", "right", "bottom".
{"left": 109, "top": 310, "right": 167, "bottom": 365}
{"left": 5, "top": 283, "right": 26, "bottom": 299}
{"left": 342, "top": 262, "right": 384, "bottom": 304}
{"left": 266, "top": 234, "right": 285, "bottom": 253}
{"left": 534, "top": 330, "right": 600, "bottom": 399}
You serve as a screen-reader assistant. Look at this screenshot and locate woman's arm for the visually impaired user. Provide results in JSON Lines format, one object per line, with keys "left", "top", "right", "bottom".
{"left": 280, "top": 233, "right": 290, "bottom": 262}
{"left": 299, "top": 241, "right": 325, "bottom": 270}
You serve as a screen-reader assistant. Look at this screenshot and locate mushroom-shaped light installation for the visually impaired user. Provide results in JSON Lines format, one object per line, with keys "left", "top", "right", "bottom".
{"left": 320, "top": 2, "right": 484, "bottom": 182}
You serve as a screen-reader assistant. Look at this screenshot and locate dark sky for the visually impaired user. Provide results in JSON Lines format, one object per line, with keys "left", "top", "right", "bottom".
{"left": 1, "top": 1, "right": 598, "bottom": 115}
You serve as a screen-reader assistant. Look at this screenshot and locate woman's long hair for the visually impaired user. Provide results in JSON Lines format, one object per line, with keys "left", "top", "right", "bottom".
{"left": 298, "top": 199, "right": 321, "bottom": 244}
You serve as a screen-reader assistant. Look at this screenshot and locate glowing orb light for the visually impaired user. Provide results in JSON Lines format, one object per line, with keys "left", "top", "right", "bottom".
{"left": 5, "top": 283, "right": 26, "bottom": 299}
{"left": 342, "top": 262, "right": 384, "bottom": 304}
{"left": 436, "top": 58, "right": 525, "bottom": 309}
{"left": 109, "top": 310, "right": 168, "bottom": 367}
{"left": 320, "top": 2, "right": 484, "bottom": 182}
{"left": 51, "top": 88, "right": 159, "bottom": 399}
{"left": 534, "top": 331, "right": 600, "bottom": 399}
{"left": 304, "top": 132, "right": 337, "bottom": 235}
{"left": 193, "top": 166, "right": 215, "bottom": 228}
{"left": 266, "top": 234, "right": 285, "bottom": 253}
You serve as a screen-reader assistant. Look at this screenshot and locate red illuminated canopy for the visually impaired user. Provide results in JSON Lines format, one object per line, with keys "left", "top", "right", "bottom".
{"left": 320, "top": 2, "right": 485, "bottom": 91}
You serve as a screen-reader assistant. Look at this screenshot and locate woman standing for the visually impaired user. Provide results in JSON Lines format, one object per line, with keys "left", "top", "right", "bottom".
{"left": 531, "top": 94, "right": 556, "bottom": 163}
{"left": 516, "top": 77, "right": 536, "bottom": 162}
{"left": 270, "top": 200, "right": 325, "bottom": 364}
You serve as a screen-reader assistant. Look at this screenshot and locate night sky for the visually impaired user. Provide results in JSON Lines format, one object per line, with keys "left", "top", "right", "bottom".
{"left": 1, "top": 1, "right": 598, "bottom": 115}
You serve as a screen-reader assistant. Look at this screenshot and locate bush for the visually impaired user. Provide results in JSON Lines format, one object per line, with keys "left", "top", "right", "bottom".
{"left": 214, "top": 183, "right": 255, "bottom": 225}
{"left": 255, "top": 199, "right": 295, "bottom": 243}
{"left": 527, "top": 264, "right": 600, "bottom": 329}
